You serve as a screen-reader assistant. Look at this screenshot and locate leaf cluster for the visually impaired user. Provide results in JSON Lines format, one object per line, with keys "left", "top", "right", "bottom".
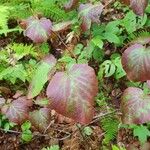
{"left": 0, "top": 0, "right": 150, "bottom": 148}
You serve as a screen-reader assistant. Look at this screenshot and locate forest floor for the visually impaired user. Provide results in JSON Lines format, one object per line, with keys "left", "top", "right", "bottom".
{"left": 0, "top": 0, "right": 150, "bottom": 150}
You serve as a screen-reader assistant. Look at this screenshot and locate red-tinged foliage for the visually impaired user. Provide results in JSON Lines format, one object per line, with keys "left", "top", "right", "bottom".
{"left": 46, "top": 64, "right": 98, "bottom": 124}
{"left": 121, "top": 43, "right": 150, "bottom": 82}
{"left": 52, "top": 21, "right": 72, "bottom": 33}
{"left": 78, "top": 3, "right": 104, "bottom": 32}
{"left": 121, "top": 0, "right": 148, "bottom": 15}
{"left": 1, "top": 97, "right": 32, "bottom": 124}
{"left": 121, "top": 87, "right": 150, "bottom": 124}
{"left": 64, "top": 0, "right": 79, "bottom": 11}
{"left": 29, "top": 108, "right": 51, "bottom": 132}
{"left": 20, "top": 17, "right": 52, "bottom": 43}
{"left": 28, "top": 55, "right": 57, "bottom": 99}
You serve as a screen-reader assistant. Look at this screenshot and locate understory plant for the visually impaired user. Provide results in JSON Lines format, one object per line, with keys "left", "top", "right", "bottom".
{"left": 0, "top": 0, "right": 150, "bottom": 148}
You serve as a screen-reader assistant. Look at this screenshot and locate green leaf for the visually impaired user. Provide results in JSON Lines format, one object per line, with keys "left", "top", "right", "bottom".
{"left": 58, "top": 56, "right": 76, "bottom": 64}
{"left": 28, "top": 55, "right": 56, "bottom": 99}
{"left": 74, "top": 44, "right": 84, "bottom": 55}
{"left": 91, "top": 36, "right": 103, "bottom": 49}
{"left": 99, "top": 60, "right": 116, "bottom": 78}
{"left": 92, "top": 48, "right": 104, "bottom": 62}
{"left": 112, "top": 145, "right": 126, "bottom": 150}
{"left": 21, "top": 121, "right": 31, "bottom": 131}
{"left": 21, "top": 130, "right": 33, "bottom": 142}
{"left": 133, "top": 125, "right": 150, "bottom": 144}
{"left": 121, "top": 11, "right": 136, "bottom": 34}
{"left": 111, "top": 55, "right": 126, "bottom": 79}
{"left": 0, "top": 64, "right": 27, "bottom": 84}
{"left": 0, "top": 5, "right": 12, "bottom": 30}
{"left": 42, "top": 145, "right": 60, "bottom": 150}
{"left": 105, "top": 20, "right": 120, "bottom": 34}
{"left": 4, "top": 123, "right": 11, "bottom": 132}
{"left": 104, "top": 32, "right": 120, "bottom": 44}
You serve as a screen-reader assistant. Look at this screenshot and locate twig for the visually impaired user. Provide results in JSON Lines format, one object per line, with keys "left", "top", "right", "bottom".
{"left": 51, "top": 30, "right": 77, "bottom": 59}
{"left": 87, "top": 110, "right": 118, "bottom": 126}
{"left": 76, "top": 124, "right": 93, "bottom": 149}
{"left": 0, "top": 127, "right": 71, "bottom": 141}
{"left": 76, "top": 124, "right": 85, "bottom": 139}
{"left": 43, "top": 122, "right": 52, "bottom": 134}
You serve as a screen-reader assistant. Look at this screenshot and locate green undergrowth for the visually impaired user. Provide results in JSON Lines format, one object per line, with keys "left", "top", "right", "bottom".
{"left": 0, "top": 0, "right": 150, "bottom": 149}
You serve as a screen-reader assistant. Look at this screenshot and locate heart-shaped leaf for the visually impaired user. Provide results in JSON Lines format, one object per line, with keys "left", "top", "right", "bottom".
{"left": 46, "top": 64, "right": 98, "bottom": 124}
{"left": 121, "top": 87, "right": 150, "bottom": 124}
{"left": 78, "top": 3, "right": 104, "bottom": 31}
{"left": 21, "top": 16, "right": 52, "bottom": 43}
{"left": 29, "top": 108, "right": 51, "bottom": 132}
{"left": 28, "top": 55, "right": 57, "bottom": 99}
{"left": 64, "top": 0, "right": 79, "bottom": 11}
{"left": 1, "top": 97, "right": 32, "bottom": 124}
{"left": 121, "top": 43, "right": 150, "bottom": 82}
{"left": 122, "top": 0, "right": 148, "bottom": 15}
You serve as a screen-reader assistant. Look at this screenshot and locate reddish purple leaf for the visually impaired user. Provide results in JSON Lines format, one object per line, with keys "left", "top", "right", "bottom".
{"left": 64, "top": 0, "right": 79, "bottom": 11}
{"left": 122, "top": 0, "right": 148, "bottom": 15}
{"left": 29, "top": 108, "right": 51, "bottom": 132}
{"left": 52, "top": 21, "right": 72, "bottom": 33}
{"left": 28, "top": 55, "right": 57, "bottom": 99}
{"left": 78, "top": 3, "right": 104, "bottom": 31}
{"left": 1, "top": 97, "right": 32, "bottom": 124}
{"left": 21, "top": 16, "right": 52, "bottom": 43}
{"left": 46, "top": 64, "right": 98, "bottom": 124}
{"left": 122, "top": 43, "right": 150, "bottom": 82}
{"left": 121, "top": 87, "right": 150, "bottom": 124}
{"left": 130, "top": 0, "right": 148, "bottom": 16}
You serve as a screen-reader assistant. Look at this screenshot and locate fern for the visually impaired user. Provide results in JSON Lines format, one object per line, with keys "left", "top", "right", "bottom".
{"left": 0, "top": 0, "right": 76, "bottom": 23}
{"left": 0, "top": 64, "right": 27, "bottom": 84}
{"left": 0, "top": 0, "right": 30, "bottom": 5}
{"left": 31, "top": 0, "right": 68, "bottom": 21}
{"left": 0, "top": 5, "right": 12, "bottom": 30}
{"left": 0, "top": 43, "right": 38, "bottom": 84}
{"left": 0, "top": 43, "right": 37, "bottom": 67}
{"left": 0, "top": 4, "right": 25, "bottom": 35}
{"left": 101, "top": 115, "right": 119, "bottom": 143}
{"left": 128, "top": 30, "right": 150, "bottom": 42}
{"left": 11, "top": 3, "right": 32, "bottom": 19}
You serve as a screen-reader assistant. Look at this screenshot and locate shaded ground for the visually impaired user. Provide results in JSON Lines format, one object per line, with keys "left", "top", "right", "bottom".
{"left": 0, "top": 2, "right": 149, "bottom": 150}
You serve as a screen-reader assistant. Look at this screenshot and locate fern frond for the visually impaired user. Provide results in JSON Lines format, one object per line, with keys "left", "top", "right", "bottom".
{"left": 0, "top": 27, "right": 21, "bottom": 36}
{"left": 0, "top": 5, "right": 12, "bottom": 30}
{"left": 11, "top": 3, "right": 32, "bottom": 19}
{"left": 31, "top": 0, "right": 68, "bottom": 21}
{"left": 128, "top": 30, "right": 150, "bottom": 42}
{"left": 0, "top": 43, "right": 37, "bottom": 64}
{"left": 10, "top": 43, "right": 37, "bottom": 59}
{"left": 101, "top": 115, "right": 119, "bottom": 143}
